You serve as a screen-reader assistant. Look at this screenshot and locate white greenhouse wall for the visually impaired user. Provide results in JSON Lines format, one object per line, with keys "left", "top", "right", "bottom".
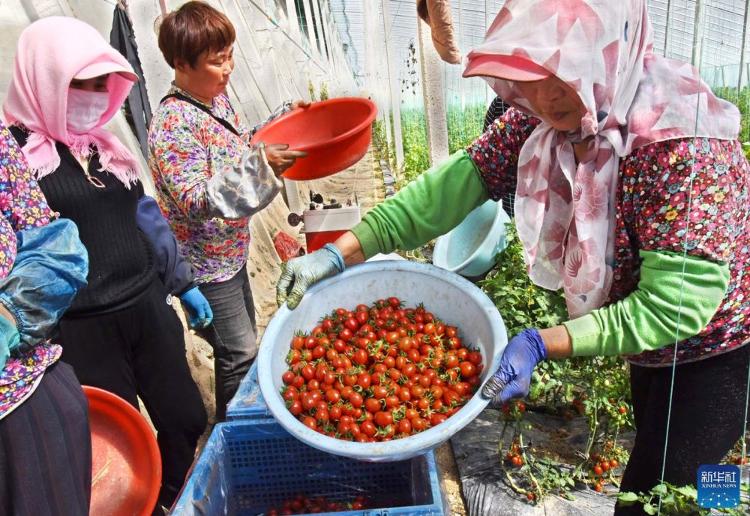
{"left": 0, "top": 0, "right": 359, "bottom": 191}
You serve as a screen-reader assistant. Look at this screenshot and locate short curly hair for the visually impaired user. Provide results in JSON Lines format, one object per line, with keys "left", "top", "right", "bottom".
{"left": 158, "top": 1, "right": 236, "bottom": 69}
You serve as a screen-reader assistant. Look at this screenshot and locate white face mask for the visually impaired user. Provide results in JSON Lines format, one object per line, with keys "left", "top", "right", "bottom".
{"left": 66, "top": 88, "right": 110, "bottom": 134}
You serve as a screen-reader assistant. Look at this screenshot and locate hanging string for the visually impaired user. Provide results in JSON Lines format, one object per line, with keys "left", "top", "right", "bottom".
{"left": 655, "top": 30, "right": 707, "bottom": 515}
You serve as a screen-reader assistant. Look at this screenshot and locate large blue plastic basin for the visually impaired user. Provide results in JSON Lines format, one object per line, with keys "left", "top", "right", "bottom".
{"left": 433, "top": 200, "right": 510, "bottom": 277}
{"left": 258, "top": 261, "right": 507, "bottom": 462}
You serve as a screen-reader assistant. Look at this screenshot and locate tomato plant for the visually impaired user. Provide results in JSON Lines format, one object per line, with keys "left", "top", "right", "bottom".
{"left": 619, "top": 482, "right": 749, "bottom": 515}
{"left": 483, "top": 224, "right": 635, "bottom": 503}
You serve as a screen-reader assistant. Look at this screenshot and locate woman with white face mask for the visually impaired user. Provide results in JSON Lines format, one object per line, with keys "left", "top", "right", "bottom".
{"left": 3, "top": 17, "right": 208, "bottom": 510}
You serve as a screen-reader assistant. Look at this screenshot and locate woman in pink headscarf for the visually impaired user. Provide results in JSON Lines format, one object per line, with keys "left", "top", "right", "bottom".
{"left": 4, "top": 17, "right": 209, "bottom": 509}
{"left": 278, "top": 1, "right": 750, "bottom": 510}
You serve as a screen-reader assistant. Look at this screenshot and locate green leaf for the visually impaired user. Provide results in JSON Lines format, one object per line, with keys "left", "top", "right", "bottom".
{"left": 652, "top": 483, "right": 668, "bottom": 497}
{"left": 643, "top": 503, "right": 657, "bottom": 515}
{"left": 674, "top": 485, "right": 697, "bottom": 498}
{"left": 618, "top": 492, "right": 640, "bottom": 503}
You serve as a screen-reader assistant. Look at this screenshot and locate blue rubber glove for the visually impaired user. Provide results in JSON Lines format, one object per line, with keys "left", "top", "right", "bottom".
{"left": 180, "top": 286, "right": 213, "bottom": 328}
{"left": 481, "top": 329, "right": 548, "bottom": 405}
{"left": 0, "top": 314, "right": 20, "bottom": 371}
{"left": 276, "top": 243, "right": 345, "bottom": 309}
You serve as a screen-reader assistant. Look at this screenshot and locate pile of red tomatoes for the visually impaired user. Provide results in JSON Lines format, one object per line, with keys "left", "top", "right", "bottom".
{"left": 266, "top": 495, "right": 368, "bottom": 515}
{"left": 279, "top": 297, "right": 484, "bottom": 441}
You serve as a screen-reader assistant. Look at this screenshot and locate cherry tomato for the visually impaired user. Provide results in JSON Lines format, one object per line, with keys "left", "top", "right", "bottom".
{"left": 412, "top": 417, "right": 427, "bottom": 431}
{"left": 282, "top": 387, "right": 298, "bottom": 401}
{"left": 430, "top": 413, "right": 447, "bottom": 426}
{"left": 326, "top": 389, "right": 341, "bottom": 404}
{"left": 357, "top": 373, "right": 371, "bottom": 389}
{"left": 361, "top": 420, "right": 376, "bottom": 437}
{"left": 373, "top": 385, "right": 388, "bottom": 399}
{"left": 407, "top": 349, "right": 422, "bottom": 363}
{"left": 374, "top": 411, "right": 393, "bottom": 427}
{"left": 288, "top": 400, "right": 302, "bottom": 415}
{"left": 459, "top": 361, "right": 477, "bottom": 378}
{"left": 353, "top": 349, "right": 368, "bottom": 365}
{"left": 301, "top": 365, "right": 315, "bottom": 381}
{"left": 397, "top": 419, "right": 412, "bottom": 434}
{"left": 287, "top": 350, "right": 301, "bottom": 365}
{"left": 385, "top": 395, "right": 400, "bottom": 409}
{"left": 365, "top": 398, "right": 381, "bottom": 413}
{"left": 445, "top": 355, "right": 460, "bottom": 369}
{"left": 344, "top": 317, "right": 359, "bottom": 332}
{"left": 443, "top": 389, "right": 461, "bottom": 406}
{"left": 349, "top": 392, "right": 363, "bottom": 408}
{"left": 291, "top": 335, "right": 305, "bottom": 350}
{"left": 453, "top": 382, "right": 470, "bottom": 396}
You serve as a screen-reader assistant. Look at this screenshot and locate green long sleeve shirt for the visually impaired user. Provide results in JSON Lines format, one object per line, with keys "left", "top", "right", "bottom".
{"left": 351, "top": 150, "right": 729, "bottom": 356}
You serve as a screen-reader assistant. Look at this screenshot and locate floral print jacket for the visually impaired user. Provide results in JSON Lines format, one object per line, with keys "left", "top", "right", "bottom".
{"left": 0, "top": 123, "right": 60, "bottom": 418}
{"left": 468, "top": 109, "right": 750, "bottom": 366}
{"left": 148, "top": 85, "right": 289, "bottom": 284}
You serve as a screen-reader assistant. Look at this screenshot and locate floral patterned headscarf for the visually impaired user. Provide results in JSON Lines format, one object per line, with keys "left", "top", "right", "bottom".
{"left": 464, "top": 0, "right": 740, "bottom": 317}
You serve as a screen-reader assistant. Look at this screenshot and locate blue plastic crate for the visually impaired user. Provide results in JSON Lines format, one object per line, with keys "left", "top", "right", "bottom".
{"left": 172, "top": 419, "right": 445, "bottom": 515}
{"left": 227, "top": 361, "right": 271, "bottom": 420}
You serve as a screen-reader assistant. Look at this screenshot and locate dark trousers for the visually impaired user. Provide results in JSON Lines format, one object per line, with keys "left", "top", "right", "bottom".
{"left": 615, "top": 345, "right": 750, "bottom": 515}
{"left": 195, "top": 265, "right": 257, "bottom": 421}
{"left": 58, "top": 280, "right": 207, "bottom": 508}
{"left": 0, "top": 361, "right": 91, "bottom": 516}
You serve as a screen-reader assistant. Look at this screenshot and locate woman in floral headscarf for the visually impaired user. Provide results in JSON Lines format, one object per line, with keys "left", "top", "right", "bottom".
{"left": 278, "top": 0, "right": 750, "bottom": 511}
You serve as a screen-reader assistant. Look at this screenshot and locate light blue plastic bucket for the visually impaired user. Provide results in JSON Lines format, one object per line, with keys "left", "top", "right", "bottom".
{"left": 258, "top": 261, "right": 507, "bottom": 462}
{"left": 433, "top": 199, "right": 510, "bottom": 277}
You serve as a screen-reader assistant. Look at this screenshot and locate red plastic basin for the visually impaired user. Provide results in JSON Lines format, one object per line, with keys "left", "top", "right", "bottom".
{"left": 84, "top": 386, "right": 161, "bottom": 516}
{"left": 250, "top": 97, "right": 377, "bottom": 180}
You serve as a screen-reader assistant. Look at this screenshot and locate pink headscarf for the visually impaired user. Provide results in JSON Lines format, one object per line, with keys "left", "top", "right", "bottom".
{"left": 464, "top": 0, "right": 740, "bottom": 318}
{"left": 3, "top": 17, "right": 140, "bottom": 187}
